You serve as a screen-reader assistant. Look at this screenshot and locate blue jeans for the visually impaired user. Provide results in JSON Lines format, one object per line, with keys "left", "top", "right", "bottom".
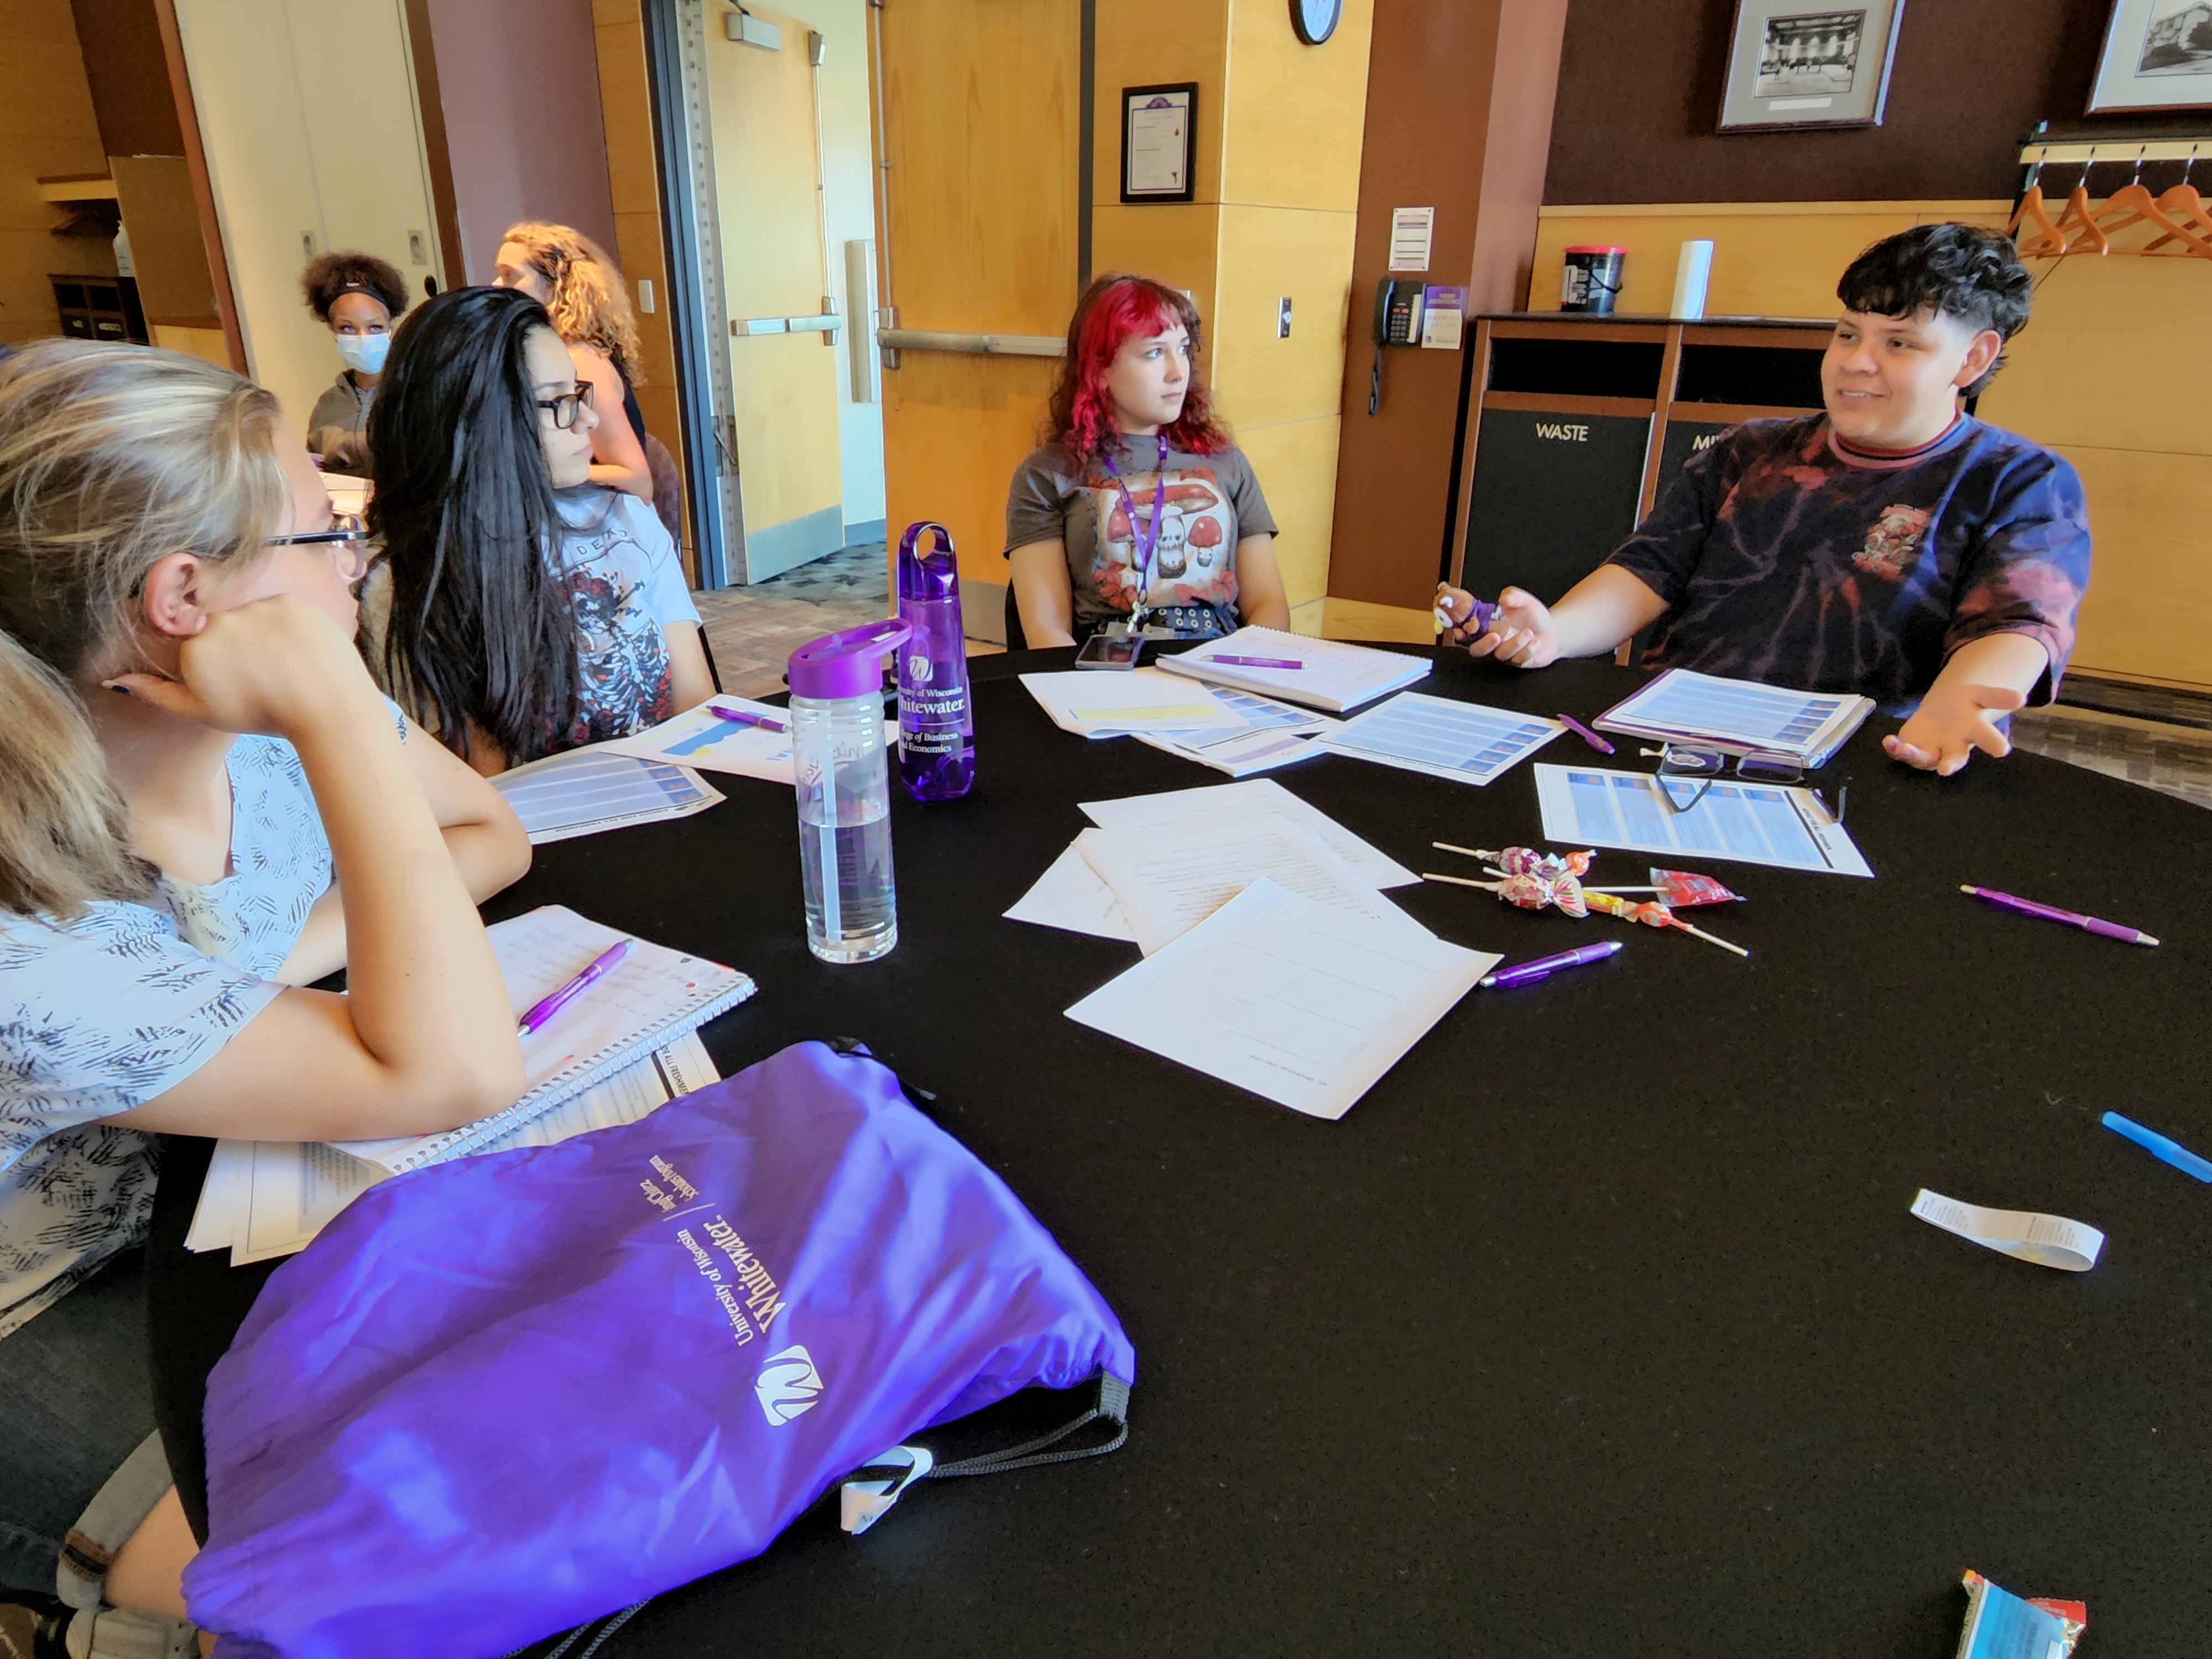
{"left": 0, "top": 1249, "right": 158, "bottom": 1592}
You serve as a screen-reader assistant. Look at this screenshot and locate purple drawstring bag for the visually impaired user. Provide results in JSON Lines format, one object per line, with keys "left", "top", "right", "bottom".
{"left": 184, "top": 1041, "right": 1135, "bottom": 1658}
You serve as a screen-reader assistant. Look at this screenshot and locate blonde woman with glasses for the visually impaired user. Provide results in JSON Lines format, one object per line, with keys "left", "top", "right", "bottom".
{"left": 491, "top": 221, "right": 655, "bottom": 503}
{"left": 0, "top": 343, "right": 532, "bottom": 1646}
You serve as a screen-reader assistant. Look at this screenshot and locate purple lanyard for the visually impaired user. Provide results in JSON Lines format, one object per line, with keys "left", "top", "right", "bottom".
{"left": 1100, "top": 435, "right": 1170, "bottom": 614}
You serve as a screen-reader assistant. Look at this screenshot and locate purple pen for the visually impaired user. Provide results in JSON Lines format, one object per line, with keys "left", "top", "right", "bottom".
{"left": 708, "top": 703, "right": 789, "bottom": 734}
{"left": 1211, "top": 654, "right": 1305, "bottom": 670}
{"left": 1480, "top": 938, "right": 1623, "bottom": 989}
{"left": 517, "top": 938, "right": 632, "bottom": 1036}
{"left": 1556, "top": 713, "right": 1616, "bottom": 755}
{"left": 1960, "top": 885, "right": 2159, "bottom": 948}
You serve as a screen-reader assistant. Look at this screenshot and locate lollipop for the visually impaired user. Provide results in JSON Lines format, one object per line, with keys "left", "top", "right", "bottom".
{"left": 1433, "top": 843, "right": 1594, "bottom": 878}
{"left": 1585, "top": 891, "right": 1749, "bottom": 957}
{"left": 1585, "top": 868, "right": 1744, "bottom": 908}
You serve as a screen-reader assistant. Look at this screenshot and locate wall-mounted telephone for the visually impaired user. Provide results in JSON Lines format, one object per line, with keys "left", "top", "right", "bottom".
{"left": 1374, "top": 278, "right": 1426, "bottom": 346}
{"left": 1368, "top": 279, "right": 1426, "bottom": 415}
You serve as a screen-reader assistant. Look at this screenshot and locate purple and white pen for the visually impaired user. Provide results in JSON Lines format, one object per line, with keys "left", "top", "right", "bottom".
{"left": 1960, "top": 885, "right": 2159, "bottom": 947}
{"left": 517, "top": 938, "right": 632, "bottom": 1036}
{"left": 708, "top": 703, "right": 789, "bottom": 734}
{"left": 1211, "top": 654, "right": 1305, "bottom": 670}
{"left": 1556, "top": 713, "right": 1616, "bottom": 755}
{"left": 1480, "top": 938, "right": 1623, "bottom": 989}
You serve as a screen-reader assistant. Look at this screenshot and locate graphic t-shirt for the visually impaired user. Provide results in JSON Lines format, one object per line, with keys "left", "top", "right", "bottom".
{"left": 1004, "top": 436, "right": 1277, "bottom": 637}
{"left": 1606, "top": 415, "right": 2091, "bottom": 711}
{"left": 547, "top": 487, "right": 702, "bottom": 753}
{"left": 0, "top": 718, "right": 389, "bottom": 1336}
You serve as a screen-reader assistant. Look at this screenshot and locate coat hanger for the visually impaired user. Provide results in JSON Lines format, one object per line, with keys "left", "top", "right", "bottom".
{"left": 2052, "top": 159, "right": 2110, "bottom": 255}
{"left": 2147, "top": 145, "right": 2212, "bottom": 253}
{"left": 2095, "top": 145, "right": 2212, "bottom": 257}
{"left": 2006, "top": 159, "right": 2070, "bottom": 257}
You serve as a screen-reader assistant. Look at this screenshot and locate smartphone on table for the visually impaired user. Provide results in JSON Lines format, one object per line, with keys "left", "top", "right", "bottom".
{"left": 1075, "top": 633, "right": 1144, "bottom": 670}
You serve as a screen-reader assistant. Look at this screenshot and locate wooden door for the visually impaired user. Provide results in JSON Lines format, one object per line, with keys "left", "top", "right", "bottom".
{"left": 870, "top": 0, "right": 1082, "bottom": 620}
{"left": 707, "top": 1, "right": 846, "bottom": 580}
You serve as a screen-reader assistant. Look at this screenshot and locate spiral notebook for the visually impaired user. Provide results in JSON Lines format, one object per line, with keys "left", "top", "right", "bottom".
{"left": 336, "top": 906, "right": 754, "bottom": 1175}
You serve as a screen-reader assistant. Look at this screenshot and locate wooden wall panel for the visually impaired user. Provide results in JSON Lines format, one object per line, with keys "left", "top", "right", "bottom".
{"left": 1089, "top": 0, "right": 1228, "bottom": 214}
{"left": 1528, "top": 200, "right": 2009, "bottom": 320}
{"left": 1218, "top": 0, "right": 1372, "bottom": 212}
{"left": 1208, "top": 203, "right": 1357, "bottom": 431}
{"left": 2056, "top": 447, "right": 2212, "bottom": 688}
{"left": 111, "top": 154, "right": 216, "bottom": 325}
{"left": 1087, "top": 202, "right": 1220, "bottom": 308}
{"left": 883, "top": 351, "right": 1060, "bottom": 591}
{"left": 0, "top": 0, "right": 114, "bottom": 347}
{"left": 1234, "top": 414, "right": 1342, "bottom": 612}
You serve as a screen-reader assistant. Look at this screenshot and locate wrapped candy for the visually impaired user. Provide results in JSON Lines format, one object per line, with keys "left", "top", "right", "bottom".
{"left": 1422, "top": 841, "right": 1746, "bottom": 957}
{"left": 1587, "top": 868, "right": 1744, "bottom": 908}
{"left": 1587, "top": 890, "right": 1749, "bottom": 958}
{"left": 1494, "top": 868, "right": 1588, "bottom": 919}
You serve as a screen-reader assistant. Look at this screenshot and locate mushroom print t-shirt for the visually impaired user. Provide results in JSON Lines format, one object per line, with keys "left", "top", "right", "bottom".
{"left": 1004, "top": 436, "right": 1277, "bottom": 639}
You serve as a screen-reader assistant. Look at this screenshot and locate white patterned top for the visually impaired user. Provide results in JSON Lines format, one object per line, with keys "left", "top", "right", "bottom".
{"left": 0, "top": 718, "right": 387, "bottom": 1337}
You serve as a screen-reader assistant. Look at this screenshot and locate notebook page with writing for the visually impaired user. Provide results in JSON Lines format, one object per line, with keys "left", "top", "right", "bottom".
{"left": 1155, "top": 627, "right": 1430, "bottom": 713}
{"left": 335, "top": 907, "right": 753, "bottom": 1173}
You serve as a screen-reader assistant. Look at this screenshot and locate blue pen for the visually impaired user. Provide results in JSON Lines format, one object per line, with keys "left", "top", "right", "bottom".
{"left": 2101, "top": 1110, "right": 2212, "bottom": 1183}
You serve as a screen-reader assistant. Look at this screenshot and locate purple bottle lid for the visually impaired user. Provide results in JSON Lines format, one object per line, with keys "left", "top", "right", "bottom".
{"left": 898, "top": 521, "right": 958, "bottom": 602}
{"left": 788, "top": 618, "right": 914, "bottom": 701}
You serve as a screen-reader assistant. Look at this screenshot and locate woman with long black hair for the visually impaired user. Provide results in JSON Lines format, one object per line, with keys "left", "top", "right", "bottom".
{"left": 367, "top": 285, "right": 714, "bottom": 775}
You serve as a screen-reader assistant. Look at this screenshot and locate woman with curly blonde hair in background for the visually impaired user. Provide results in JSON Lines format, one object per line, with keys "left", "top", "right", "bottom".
{"left": 491, "top": 222, "right": 654, "bottom": 503}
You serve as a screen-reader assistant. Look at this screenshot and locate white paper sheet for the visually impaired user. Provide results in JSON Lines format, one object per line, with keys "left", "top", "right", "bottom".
{"left": 1134, "top": 726, "right": 1330, "bottom": 778}
{"left": 1318, "top": 693, "right": 1563, "bottom": 786}
{"left": 1154, "top": 627, "right": 1430, "bottom": 713}
{"left": 1910, "top": 1188, "right": 2104, "bottom": 1272}
{"left": 1533, "top": 763, "right": 1872, "bottom": 878}
{"left": 598, "top": 695, "right": 805, "bottom": 782}
{"left": 1595, "top": 668, "right": 1872, "bottom": 762}
{"left": 1065, "top": 879, "right": 1495, "bottom": 1120}
{"left": 492, "top": 746, "right": 723, "bottom": 843}
{"left": 1004, "top": 842, "right": 1138, "bottom": 942}
{"left": 1079, "top": 779, "right": 1420, "bottom": 889}
{"left": 194, "top": 1035, "right": 719, "bottom": 1265}
{"left": 1018, "top": 669, "right": 1244, "bottom": 738}
{"left": 1076, "top": 820, "right": 1428, "bottom": 957}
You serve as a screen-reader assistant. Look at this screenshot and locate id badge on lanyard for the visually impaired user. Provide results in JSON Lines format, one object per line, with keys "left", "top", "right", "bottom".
{"left": 1101, "top": 435, "right": 1170, "bottom": 634}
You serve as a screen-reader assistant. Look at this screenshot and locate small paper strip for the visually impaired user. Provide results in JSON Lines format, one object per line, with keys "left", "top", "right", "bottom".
{"left": 1911, "top": 1189, "right": 2104, "bottom": 1272}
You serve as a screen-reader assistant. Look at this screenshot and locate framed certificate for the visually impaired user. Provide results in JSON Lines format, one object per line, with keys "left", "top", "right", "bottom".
{"left": 1121, "top": 83, "right": 1198, "bottom": 205}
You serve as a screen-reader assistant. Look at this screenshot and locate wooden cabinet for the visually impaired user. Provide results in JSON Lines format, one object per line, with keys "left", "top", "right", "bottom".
{"left": 1447, "top": 314, "right": 1831, "bottom": 604}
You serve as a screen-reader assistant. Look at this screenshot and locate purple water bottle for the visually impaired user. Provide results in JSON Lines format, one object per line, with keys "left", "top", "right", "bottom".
{"left": 895, "top": 521, "right": 974, "bottom": 801}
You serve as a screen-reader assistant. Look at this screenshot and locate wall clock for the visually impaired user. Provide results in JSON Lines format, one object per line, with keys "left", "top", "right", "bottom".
{"left": 1291, "top": 0, "right": 1341, "bottom": 46}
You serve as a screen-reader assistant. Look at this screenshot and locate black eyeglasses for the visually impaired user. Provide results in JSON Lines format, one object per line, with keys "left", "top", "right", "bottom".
{"left": 267, "top": 510, "right": 367, "bottom": 550}
{"left": 535, "top": 382, "right": 596, "bottom": 430}
{"left": 1643, "top": 744, "right": 1846, "bottom": 825}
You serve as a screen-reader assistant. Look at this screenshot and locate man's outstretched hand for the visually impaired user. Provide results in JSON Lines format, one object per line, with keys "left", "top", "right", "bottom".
{"left": 1884, "top": 682, "right": 2027, "bottom": 776}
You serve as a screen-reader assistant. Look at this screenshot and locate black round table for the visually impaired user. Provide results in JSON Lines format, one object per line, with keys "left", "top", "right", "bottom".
{"left": 148, "top": 649, "right": 2212, "bottom": 1656}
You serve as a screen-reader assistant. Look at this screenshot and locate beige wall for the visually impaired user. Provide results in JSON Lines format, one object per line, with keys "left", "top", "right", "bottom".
{"left": 1528, "top": 200, "right": 2212, "bottom": 692}
{"left": 1091, "top": 0, "right": 1374, "bottom": 634}
{"left": 0, "top": 0, "right": 119, "bottom": 347}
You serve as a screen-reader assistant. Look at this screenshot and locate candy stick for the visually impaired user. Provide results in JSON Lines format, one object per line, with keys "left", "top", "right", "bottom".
{"left": 1584, "top": 885, "right": 1658, "bottom": 893}
{"left": 1421, "top": 871, "right": 1500, "bottom": 891}
{"left": 1432, "top": 841, "right": 1493, "bottom": 862}
{"left": 1671, "top": 919, "right": 1750, "bottom": 958}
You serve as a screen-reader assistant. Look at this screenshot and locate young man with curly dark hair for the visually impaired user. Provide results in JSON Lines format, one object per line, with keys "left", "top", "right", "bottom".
{"left": 1437, "top": 223, "right": 2091, "bottom": 777}
{"left": 298, "top": 249, "right": 410, "bottom": 476}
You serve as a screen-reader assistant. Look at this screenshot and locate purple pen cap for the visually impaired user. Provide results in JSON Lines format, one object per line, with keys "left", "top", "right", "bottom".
{"left": 788, "top": 617, "right": 914, "bottom": 701}
{"left": 898, "top": 521, "right": 958, "bottom": 601}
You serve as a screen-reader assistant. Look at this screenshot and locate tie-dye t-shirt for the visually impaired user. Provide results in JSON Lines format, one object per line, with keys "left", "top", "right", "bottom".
{"left": 1004, "top": 436, "right": 1278, "bottom": 639}
{"left": 1606, "top": 415, "right": 2090, "bottom": 711}
{"left": 0, "top": 717, "right": 393, "bottom": 1336}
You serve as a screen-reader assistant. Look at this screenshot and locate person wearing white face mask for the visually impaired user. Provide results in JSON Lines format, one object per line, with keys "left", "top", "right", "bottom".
{"left": 300, "top": 251, "right": 410, "bottom": 477}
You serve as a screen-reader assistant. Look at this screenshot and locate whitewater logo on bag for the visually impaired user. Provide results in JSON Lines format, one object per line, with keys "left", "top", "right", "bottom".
{"left": 755, "top": 1344, "right": 825, "bottom": 1424}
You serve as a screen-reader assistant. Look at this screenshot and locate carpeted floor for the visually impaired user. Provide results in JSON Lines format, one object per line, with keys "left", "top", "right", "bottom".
{"left": 692, "top": 542, "right": 1000, "bottom": 698}
{"left": 2012, "top": 703, "right": 2212, "bottom": 810}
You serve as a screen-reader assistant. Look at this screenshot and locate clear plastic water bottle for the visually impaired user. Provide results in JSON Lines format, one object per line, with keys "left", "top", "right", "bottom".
{"left": 896, "top": 520, "right": 975, "bottom": 802}
{"left": 788, "top": 619, "right": 912, "bottom": 964}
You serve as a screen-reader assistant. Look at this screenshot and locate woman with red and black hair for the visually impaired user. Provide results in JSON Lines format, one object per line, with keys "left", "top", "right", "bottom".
{"left": 1005, "top": 274, "right": 1290, "bottom": 647}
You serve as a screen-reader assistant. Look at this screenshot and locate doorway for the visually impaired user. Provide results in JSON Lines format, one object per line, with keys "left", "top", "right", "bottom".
{"left": 651, "top": 0, "right": 885, "bottom": 589}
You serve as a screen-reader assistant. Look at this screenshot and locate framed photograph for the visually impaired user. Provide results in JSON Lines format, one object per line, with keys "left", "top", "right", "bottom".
{"left": 2089, "top": 0, "right": 2212, "bottom": 114}
{"left": 1718, "top": 1, "right": 1907, "bottom": 132}
{"left": 1121, "top": 84, "right": 1198, "bottom": 206}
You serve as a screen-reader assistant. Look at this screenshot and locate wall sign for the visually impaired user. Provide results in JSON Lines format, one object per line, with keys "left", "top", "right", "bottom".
{"left": 1121, "top": 84, "right": 1197, "bottom": 205}
{"left": 1387, "top": 207, "right": 1434, "bottom": 273}
{"left": 1718, "top": 0, "right": 1907, "bottom": 132}
{"left": 2089, "top": 0, "right": 2212, "bottom": 113}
